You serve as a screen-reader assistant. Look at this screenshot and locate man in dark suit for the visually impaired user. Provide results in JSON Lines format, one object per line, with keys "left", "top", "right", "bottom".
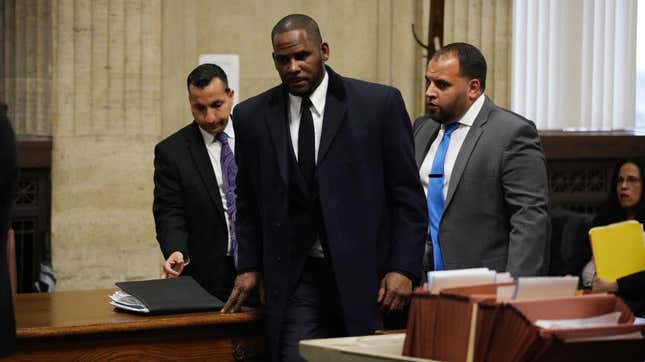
{"left": 153, "top": 64, "right": 238, "bottom": 301}
{"left": 0, "top": 109, "right": 18, "bottom": 357}
{"left": 222, "top": 14, "right": 427, "bottom": 362}
{"left": 414, "top": 43, "right": 549, "bottom": 277}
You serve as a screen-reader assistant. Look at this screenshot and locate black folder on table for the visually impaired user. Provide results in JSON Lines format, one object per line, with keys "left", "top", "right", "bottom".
{"left": 114, "top": 276, "right": 224, "bottom": 314}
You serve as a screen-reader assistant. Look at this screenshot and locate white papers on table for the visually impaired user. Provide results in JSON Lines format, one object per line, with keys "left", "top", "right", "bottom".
{"left": 108, "top": 290, "right": 150, "bottom": 313}
{"left": 534, "top": 311, "right": 622, "bottom": 329}
{"left": 426, "top": 269, "right": 579, "bottom": 302}
{"left": 635, "top": 317, "right": 645, "bottom": 325}
{"left": 534, "top": 311, "right": 645, "bottom": 342}
{"left": 497, "top": 276, "right": 579, "bottom": 302}
{"left": 426, "top": 268, "right": 497, "bottom": 294}
{"left": 511, "top": 276, "right": 579, "bottom": 301}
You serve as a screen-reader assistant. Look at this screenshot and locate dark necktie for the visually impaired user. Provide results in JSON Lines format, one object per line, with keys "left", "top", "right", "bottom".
{"left": 427, "top": 122, "right": 459, "bottom": 271}
{"left": 215, "top": 131, "right": 238, "bottom": 266}
{"left": 298, "top": 97, "right": 315, "bottom": 189}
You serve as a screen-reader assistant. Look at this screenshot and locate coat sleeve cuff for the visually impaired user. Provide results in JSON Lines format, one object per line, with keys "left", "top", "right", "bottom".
{"left": 391, "top": 269, "right": 420, "bottom": 286}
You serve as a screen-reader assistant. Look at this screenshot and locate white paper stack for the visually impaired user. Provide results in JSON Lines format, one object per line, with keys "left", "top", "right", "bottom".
{"left": 109, "top": 290, "right": 150, "bottom": 313}
{"left": 426, "top": 268, "right": 497, "bottom": 294}
{"left": 496, "top": 276, "right": 579, "bottom": 302}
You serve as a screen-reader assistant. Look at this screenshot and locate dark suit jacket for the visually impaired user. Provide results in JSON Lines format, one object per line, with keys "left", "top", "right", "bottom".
{"left": 0, "top": 113, "right": 17, "bottom": 356}
{"left": 548, "top": 207, "right": 592, "bottom": 277}
{"left": 617, "top": 270, "right": 645, "bottom": 317}
{"left": 153, "top": 122, "right": 235, "bottom": 301}
{"left": 233, "top": 67, "right": 427, "bottom": 359}
{"left": 414, "top": 96, "right": 550, "bottom": 277}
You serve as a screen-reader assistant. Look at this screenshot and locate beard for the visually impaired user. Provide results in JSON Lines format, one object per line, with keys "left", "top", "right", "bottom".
{"left": 427, "top": 105, "right": 452, "bottom": 124}
{"left": 283, "top": 65, "right": 325, "bottom": 97}
{"left": 427, "top": 93, "right": 469, "bottom": 124}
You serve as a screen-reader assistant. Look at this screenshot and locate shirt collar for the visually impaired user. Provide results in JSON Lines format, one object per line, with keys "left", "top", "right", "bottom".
{"left": 454, "top": 93, "right": 485, "bottom": 127}
{"left": 288, "top": 69, "right": 329, "bottom": 116}
{"left": 197, "top": 116, "right": 235, "bottom": 144}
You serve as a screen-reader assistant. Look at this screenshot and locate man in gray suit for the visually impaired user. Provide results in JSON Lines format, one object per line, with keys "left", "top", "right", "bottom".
{"left": 414, "top": 42, "right": 549, "bottom": 277}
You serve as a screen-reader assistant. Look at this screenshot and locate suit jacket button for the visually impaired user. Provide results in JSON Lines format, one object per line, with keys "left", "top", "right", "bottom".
{"left": 272, "top": 289, "right": 279, "bottom": 296}
{"left": 276, "top": 256, "right": 281, "bottom": 263}
{"left": 273, "top": 222, "right": 281, "bottom": 230}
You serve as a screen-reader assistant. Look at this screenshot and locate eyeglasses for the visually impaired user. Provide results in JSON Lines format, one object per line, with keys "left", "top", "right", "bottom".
{"left": 616, "top": 176, "right": 641, "bottom": 185}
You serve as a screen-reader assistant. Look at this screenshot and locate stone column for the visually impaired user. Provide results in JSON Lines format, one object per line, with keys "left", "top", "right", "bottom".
{"left": 51, "top": 0, "right": 162, "bottom": 289}
{"left": 376, "top": 0, "right": 427, "bottom": 118}
{"left": 1, "top": 0, "right": 52, "bottom": 136}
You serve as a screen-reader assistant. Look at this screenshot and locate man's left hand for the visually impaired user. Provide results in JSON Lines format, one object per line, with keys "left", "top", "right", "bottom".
{"left": 591, "top": 276, "right": 619, "bottom": 293}
{"left": 377, "top": 272, "right": 412, "bottom": 312}
{"left": 222, "top": 271, "right": 261, "bottom": 313}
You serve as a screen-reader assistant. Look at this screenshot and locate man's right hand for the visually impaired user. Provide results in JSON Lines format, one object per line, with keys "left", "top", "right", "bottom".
{"left": 161, "top": 251, "right": 186, "bottom": 278}
{"left": 222, "top": 271, "right": 261, "bottom": 313}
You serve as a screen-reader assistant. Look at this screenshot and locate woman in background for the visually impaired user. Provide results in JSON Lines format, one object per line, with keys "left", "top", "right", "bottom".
{"left": 591, "top": 158, "right": 645, "bottom": 227}
{"left": 582, "top": 158, "right": 645, "bottom": 316}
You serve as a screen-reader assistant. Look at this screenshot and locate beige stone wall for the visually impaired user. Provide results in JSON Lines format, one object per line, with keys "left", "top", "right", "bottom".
{"left": 444, "top": 0, "right": 513, "bottom": 109}
{"left": 160, "top": 0, "right": 427, "bottom": 137}
{"left": 1, "top": 0, "right": 53, "bottom": 135}
{"left": 50, "top": 0, "right": 163, "bottom": 289}
{"left": 42, "top": 0, "right": 428, "bottom": 290}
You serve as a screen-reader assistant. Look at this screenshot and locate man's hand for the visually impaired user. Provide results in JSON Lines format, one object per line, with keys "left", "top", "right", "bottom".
{"left": 591, "top": 276, "right": 619, "bottom": 293}
{"left": 377, "top": 272, "right": 412, "bottom": 312}
{"left": 222, "top": 271, "right": 261, "bottom": 313}
{"left": 160, "top": 251, "right": 186, "bottom": 279}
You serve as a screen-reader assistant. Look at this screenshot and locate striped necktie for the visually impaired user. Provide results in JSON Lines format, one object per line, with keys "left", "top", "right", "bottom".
{"left": 216, "top": 131, "right": 237, "bottom": 266}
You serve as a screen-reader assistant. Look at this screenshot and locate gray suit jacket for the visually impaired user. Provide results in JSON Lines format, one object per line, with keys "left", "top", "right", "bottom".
{"left": 414, "top": 96, "right": 550, "bottom": 277}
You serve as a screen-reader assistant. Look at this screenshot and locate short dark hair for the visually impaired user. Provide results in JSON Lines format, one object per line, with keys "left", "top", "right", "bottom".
{"left": 271, "top": 14, "right": 322, "bottom": 44}
{"left": 186, "top": 63, "right": 229, "bottom": 91}
{"left": 432, "top": 42, "right": 487, "bottom": 91}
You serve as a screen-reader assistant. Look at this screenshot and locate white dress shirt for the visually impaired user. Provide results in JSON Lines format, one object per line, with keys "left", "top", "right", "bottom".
{"left": 287, "top": 70, "right": 329, "bottom": 258}
{"left": 419, "top": 94, "right": 485, "bottom": 198}
{"left": 198, "top": 118, "right": 235, "bottom": 255}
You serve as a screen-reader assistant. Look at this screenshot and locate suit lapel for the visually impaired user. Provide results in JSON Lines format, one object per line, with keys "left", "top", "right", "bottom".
{"left": 444, "top": 97, "right": 494, "bottom": 208}
{"left": 265, "top": 87, "right": 290, "bottom": 188}
{"left": 318, "top": 67, "right": 347, "bottom": 166}
{"left": 415, "top": 118, "right": 440, "bottom": 168}
{"left": 187, "top": 123, "right": 225, "bottom": 218}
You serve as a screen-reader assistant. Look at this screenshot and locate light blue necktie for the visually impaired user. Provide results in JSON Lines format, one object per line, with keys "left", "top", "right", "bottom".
{"left": 427, "top": 122, "right": 459, "bottom": 271}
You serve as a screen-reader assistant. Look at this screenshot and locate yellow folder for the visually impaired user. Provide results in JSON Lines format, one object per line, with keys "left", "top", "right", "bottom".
{"left": 589, "top": 220, "right": 645, "bottom": 281}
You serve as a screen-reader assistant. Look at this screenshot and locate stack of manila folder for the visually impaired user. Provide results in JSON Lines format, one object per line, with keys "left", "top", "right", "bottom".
{"left": 299, "top": 269, "right": 645, "bottom": 362}
{"left": 402, "top": 268, "right": 645, "bottom": 362}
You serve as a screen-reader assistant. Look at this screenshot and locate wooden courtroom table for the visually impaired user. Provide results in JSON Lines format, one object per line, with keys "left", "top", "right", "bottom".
{"left": 6, "top": 289, "right": 264, "bottom": 361}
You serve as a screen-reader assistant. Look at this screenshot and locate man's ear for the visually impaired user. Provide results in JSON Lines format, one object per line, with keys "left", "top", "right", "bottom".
{"left": 271, "top": 53, "right": 280, "bottom": 70}
{"left": 467, "top": 78, "right": 482, "bottom": 101}
{"left": 321, "top": 42, "right": 330, "bottom": 62}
